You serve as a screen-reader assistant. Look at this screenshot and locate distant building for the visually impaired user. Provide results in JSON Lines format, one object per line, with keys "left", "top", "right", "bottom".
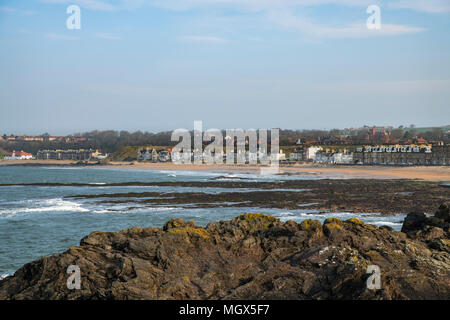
{"left": 137, "top": 149, "right": 152, "bottom": 161}
{"left": 91, "top": 150, "right": 108, "bottom": 160}
{"left": 36, "top": 149, "right": 95, "bottom": 160}
{"left": 314, "top": 150, "right": 353, "bottom": 164}
{"left": 289, "top": 148, "right": 306, "bottom": 162}
{"left": 158, "top": 150, "right": 171, "bottom": 162}
{"left": 17, "top": 136, "right": 44, "bottom": 142}
{"left": 306, "top": 147, "right": 323, "bottom": 160}
{"left": 4, "top": 150, "right": 33, "bottom": 160}
{"left": 137, "top": 148, "right": 171, "bottom": 162}
{"left": 353, "top": 145, "right": 433, "bottom": 165}
{"left": 431, "top": 144, "right": 450, "bottom": 165}
{"left": 151, "top": 149, "right": 158, "bottom": 163}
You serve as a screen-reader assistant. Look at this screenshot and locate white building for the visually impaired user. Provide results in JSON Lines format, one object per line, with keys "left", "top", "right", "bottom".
{"left": 137, "top": 149, "right": 152, "bottom": 161}
{"left": 4, "top": 150, "right": 33, "bottom": 160}
{"left": 151, "top": 149, "right": 158, "bottom": 163}
{"left": 306, "top": 147, "right": 323, "bottom": 160}
{"left": 314, "top": 151, "right": 353, "bottom": 164}
{"left": 158, "top": 150, "right": 171, "bottom": 162}
{"left": 332, "top": 153, "right": 353, "bottom": 164}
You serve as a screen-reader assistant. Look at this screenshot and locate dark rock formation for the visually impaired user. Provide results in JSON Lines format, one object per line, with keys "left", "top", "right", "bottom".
{"left": 63, "top": 179, "right": 449, "bottom": 216}
{"left": 5, "top": 179, "right": 448, "bottom": 216}
{"left": 402, "top": 203, "right": 450, "bottom": 240}
{"left": 1, "top": 211, "right": 449, "bottom": 300}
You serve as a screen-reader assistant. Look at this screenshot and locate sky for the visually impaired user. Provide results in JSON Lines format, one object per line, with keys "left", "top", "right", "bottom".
{"left": 0, "top": 0, "right": 449, "bottom": 135}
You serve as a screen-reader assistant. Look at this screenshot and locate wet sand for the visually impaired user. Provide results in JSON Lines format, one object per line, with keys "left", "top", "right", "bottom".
{"left": 1, "top": 160, "right": 449, "bottom": 181}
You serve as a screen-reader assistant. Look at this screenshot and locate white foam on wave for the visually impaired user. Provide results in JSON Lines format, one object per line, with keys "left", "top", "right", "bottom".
{"left": 371, "top": 221, "right": 403, "bottom": 226}
{"left": 0, "top": 198, "right": 89, "bottom": 218}
{"left": 270, "top": 210, "right": 406, "bottom": 231}
{"left": 0, "top": 274, "right": 11, "bottom": 280}
{"left": 275, "top": 212, "right": 296, "bottom": 217}
{"left": 91, "top": 209, "right": 112, "bottom": 214}
{"left": 91, "top": 205, "right": 178, "bottom": 214}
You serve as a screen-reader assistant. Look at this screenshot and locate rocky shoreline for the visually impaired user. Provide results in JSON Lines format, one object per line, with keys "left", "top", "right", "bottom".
{"left": 64, "top": 179, "right": 447, "bottom": 215}
{"left": 1, "top": 179, "right": 448, "bottom": 215}
{"left": 0, "top": 204, "right": 449, "bottom": 300}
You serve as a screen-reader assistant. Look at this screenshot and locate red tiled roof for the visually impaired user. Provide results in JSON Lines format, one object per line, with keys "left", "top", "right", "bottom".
{"left": 7, "top": 150, "right": 32, "bottom": 157}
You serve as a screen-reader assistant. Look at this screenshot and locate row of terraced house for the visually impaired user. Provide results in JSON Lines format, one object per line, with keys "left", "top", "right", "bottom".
{"left": 353, "top": 143, "right": 449, "bottom": 165}
{"left": 288, "top": 143, "right": 449, "bottom": 165}
{"left": 36, "top": 149, "right": 108, "bottom": 161}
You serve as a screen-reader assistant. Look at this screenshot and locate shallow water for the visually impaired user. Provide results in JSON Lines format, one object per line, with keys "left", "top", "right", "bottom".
{"left": 0, "top": 166, "right": 406, "bottom": 276}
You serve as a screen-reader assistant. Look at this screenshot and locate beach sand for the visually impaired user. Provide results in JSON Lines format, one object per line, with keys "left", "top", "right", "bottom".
{"left": 1, "top": 159, "right": 449, "bottom": 181}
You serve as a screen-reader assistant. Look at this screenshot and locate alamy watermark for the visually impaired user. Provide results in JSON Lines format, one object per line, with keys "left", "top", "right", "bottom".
{"left": 171, "top": 121, "right": 280, "bottom": 174}
{"left": 66, "top": 265, "right": 81, "bottom": 290}
{"left": 64, "top": 5, "right": 379, "bottom": 32}
{"left": 367, "top": 5, "right": 381, "bottom": 30}
{"left": 66, "top": 5, "right": 81, "bottom": 30}
{"left": 366, "top": 265, "right": 381, "bottom": 290}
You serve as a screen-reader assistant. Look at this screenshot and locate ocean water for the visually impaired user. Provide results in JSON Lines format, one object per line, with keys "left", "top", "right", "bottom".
{"left": 0, "top": 166, "right": 406, "bottom": 277}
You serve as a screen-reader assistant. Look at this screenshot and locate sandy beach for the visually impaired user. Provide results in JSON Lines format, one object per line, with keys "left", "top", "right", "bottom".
{"left": 1, "top": 159, "right": 449, "bottom": 181}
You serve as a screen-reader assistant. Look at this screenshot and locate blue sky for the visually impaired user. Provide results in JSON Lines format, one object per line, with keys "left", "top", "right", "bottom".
{"left": 0, "top": 0, "right": 449, "bottom": 135}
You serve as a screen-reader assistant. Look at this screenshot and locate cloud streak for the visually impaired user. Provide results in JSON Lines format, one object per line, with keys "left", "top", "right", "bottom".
{"left": 269, "top": 10, "right": 426, "bottom": 39}
{"left": 0, "top": 6, "right": 35, "bottom": 15}
{"left": 40, "top": 0, "right": 125, "bottom": 11}
{"left": 389, "top": 0, "right": 450, "bottom": 14}
{"left": 39, "top": 0, "right": 430, "bottom": 40}
{"left": 150, "top": 0, "right": 376, "bottom": 12}
{"left": 45, "top": 33, "right": 80, "bottom": 40}
{"left": 179, "top": 35, "right": 229, "bottom": 43}
{"left": 95, "top": 33, "right": 121, "bottom": 40}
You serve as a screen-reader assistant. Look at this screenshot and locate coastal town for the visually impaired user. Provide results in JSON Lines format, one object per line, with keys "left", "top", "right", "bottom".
{"left": 1, "top": 138, "right": 449, "bottom": 166}
{"left": 0, "top": 126, "right": 450, "bottom": 166}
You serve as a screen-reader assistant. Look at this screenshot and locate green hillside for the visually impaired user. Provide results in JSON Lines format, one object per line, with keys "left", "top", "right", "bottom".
{"left": 0, "top": 147, "right": 7, "bottom": 159}
{"left": 112, "top": 145, "right": 168, "bottom": 161}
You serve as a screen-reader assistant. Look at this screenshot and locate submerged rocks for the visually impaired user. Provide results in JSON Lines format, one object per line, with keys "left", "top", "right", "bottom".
{"left": 1, "top": 211, "right": 449, "bottom": 300}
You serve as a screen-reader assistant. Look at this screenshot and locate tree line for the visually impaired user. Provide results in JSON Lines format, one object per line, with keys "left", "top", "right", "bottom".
{"left": 1, "top": 127, "right": 448, "bottom": 155}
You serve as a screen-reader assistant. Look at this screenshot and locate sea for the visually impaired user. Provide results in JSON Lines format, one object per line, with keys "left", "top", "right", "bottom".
{"left": 0, "top": 166, "right": 407, "bottom": 278}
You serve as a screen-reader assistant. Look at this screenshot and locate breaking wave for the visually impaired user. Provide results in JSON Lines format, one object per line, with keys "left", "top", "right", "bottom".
{"left": 0, "top": 198, "right": 89, "bottom": 218}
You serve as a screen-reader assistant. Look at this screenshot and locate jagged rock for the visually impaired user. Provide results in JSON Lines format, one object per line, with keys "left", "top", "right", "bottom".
{"left": 0, "top": 212, "right": 449, "bottom": 300}
{"left": 435, "top": 203, "right": 450, "bottom": 222}
{"left": 402, "top": 203, "right": 450, "bottom": 240}
{"left": 402, "top": 212, "right": 428, "bottom": 234}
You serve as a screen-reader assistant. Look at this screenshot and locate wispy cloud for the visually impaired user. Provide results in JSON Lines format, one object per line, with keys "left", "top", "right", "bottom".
{"left": 155, "top": 1, "right": 426, "bottom": 39}
{"left": 150, "top": 0, "right": 376, "bottom": 12}
{"left": 269, "top": 10, "right": 426, "bottom": 39}
{"left": 40, "top": 0, "right": 143, "bottom": 11}
{"left": 45, "top": 33, "right": 80, "bottom": 40}
{"left": 95, "top": 33, "right": 121, "bottom": 40}
{"left": 179, "top": 35, "right": 229, "bottom": 44}
{"left": 38, "top": 0, "right": 430, "bottom": 40}
{"left": 389, "top": 0, "right": 450, "bottom": 14}
{"left": 0, "top": 6, "right": 35, "bottom": 15}
{"left": 40, "top": 0, "right": 115, "bottom": 11}
{"left": 39, "top": 0, "right": 377, "bottom": 12}
{"left": 17, "top": 29, "right": 32, "bottom": 35}
{"left": 39, "top": 0, "right": 450, "bottom": 14}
